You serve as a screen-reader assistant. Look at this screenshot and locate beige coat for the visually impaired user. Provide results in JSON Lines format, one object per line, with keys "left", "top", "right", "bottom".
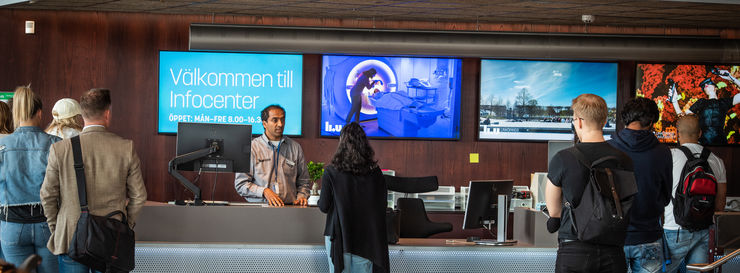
{"left": 40, "top": 126, "right": 147, "bottom": 255}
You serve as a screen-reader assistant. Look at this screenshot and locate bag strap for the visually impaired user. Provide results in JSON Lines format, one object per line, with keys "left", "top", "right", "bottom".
{"left": 71, "top": 136, "right": 89, "bottom": 212}
{"left": 678, "top": 146, "right": 695, "bottom": 160}
{"left": 568, "top": 146, "right": 593, "bottom": 169}
{"left": 606, "top": 168, "right": 624, "bottom": 219}
{"left": 699, "top": 147, "right": 711, "bottom": 161}
{"left": 569, "top": 146, "right": 619, "bottom": 169}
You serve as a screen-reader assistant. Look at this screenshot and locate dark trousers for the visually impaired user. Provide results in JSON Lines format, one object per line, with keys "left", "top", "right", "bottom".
{"left": 345, "top": 95, "right": 362, "bottom": 124}
{"left": 556, "top": 241, "right": 627, "bottom": 273}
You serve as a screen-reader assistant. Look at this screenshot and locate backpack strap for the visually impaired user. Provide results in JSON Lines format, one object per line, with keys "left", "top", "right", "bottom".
{"left": 568, "top": 146, "right": 592, "bottom": 169}
{"left": 606, "top": 168, "right": 624, "bottom": 219}
{"left": 699, "top": 147, "right": 711, "bottom": 161}
{"left": 568, "top": 146, "right": 620, "bottom": 169}
{"left": 71, "top": 136, "right": 89, "bottom": 212}
{"left": 678, "top": 146, "right": 695, "bottom": 160}
{"left": 678, "top": 145, "right": 712, "bottom": 163}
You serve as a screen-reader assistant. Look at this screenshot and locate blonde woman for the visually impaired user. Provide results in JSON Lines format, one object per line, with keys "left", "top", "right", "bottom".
{"left": 0, "top": 86, "right": 60, "bottom": 273}
{"left": 46, "top": 98, "right": 83, "bottom": 138}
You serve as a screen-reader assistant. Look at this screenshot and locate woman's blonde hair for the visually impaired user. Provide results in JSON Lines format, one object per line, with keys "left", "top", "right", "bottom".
{"left": 11, "top": 86, "right": 42, "bottom": 128}
{"left": 46, "top": 115, "right": 83, "bottom": 134}
{"left": 0, "top": 101, "right": 13, "bottom": 134}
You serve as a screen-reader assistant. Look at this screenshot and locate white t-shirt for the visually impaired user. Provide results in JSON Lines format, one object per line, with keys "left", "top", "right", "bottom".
{"left": 664, "top": 143, "right": 726, "bottom": 230}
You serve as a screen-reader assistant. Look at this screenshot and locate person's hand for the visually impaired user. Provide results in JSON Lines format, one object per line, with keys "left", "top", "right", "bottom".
{"left": 263, "top": 188, "right": 284, "bottom": 207}
{"left": 717, "top": 69, "right": 734, "bottom": 80}
{"left": 669, "top": 84, "right": 678, "bottom": 102}
{"left": 294, "top": 196, "right": 308, "bottom": 206}
{"left": 546, "top": 217, "right": 561, "bottom": 233}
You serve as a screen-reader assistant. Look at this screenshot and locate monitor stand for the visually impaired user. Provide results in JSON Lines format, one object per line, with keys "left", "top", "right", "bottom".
{"left": 475, "top": 194, "right": 517, "bottom": 246}
{"left": 168, "top": 142, "right": 220, "bottom": 206}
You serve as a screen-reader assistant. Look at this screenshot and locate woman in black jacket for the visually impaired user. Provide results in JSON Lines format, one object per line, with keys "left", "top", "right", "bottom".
{"left": 319, "top": 122, "right": 389, "bottom": 273}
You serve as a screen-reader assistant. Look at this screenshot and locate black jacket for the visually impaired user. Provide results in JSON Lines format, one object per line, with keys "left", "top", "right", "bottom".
{"left": 609, "top": 128, "right": 672, "bottom": 245}
{"left": 319, "top": 166, "right": 390, "bottom": 273}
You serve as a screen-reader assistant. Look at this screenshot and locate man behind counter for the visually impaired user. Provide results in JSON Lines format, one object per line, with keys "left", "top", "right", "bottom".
{"left": 234, "top": 105, "right": 311, "bottom": 206}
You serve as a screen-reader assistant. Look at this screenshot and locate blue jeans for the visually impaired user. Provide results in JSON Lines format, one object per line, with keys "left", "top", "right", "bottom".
{"left": 1, "top": 223, "right": 4, "bottom": 260}
{"left": 664, "top": 229, "right": 709, "bottom": 273}
{"left": 0, "top": 221, "right": 58, "bottom": 273}
{"left": 324, "top": 236, "right": 372, "bottom": 273}
{"left": 624, "top": 239, "right": 664, "bottom": 273}
{"left": 59, "top": 254, "right": 101, "bottom": 273}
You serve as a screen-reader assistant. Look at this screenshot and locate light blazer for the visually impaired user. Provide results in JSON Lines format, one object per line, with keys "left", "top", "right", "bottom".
{"left": 40, "top": 126, "right": 147, "bottom": 255}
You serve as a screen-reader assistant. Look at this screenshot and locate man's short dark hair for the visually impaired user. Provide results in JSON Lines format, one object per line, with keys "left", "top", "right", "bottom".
{"left": 261, "top": 104, "right": 285, "bottom": 122}
{"left": 621, "top": 97, "right": 659, "bottom": 128}
{"left": 80, "top": 88, "right": 111, "bottom": 120}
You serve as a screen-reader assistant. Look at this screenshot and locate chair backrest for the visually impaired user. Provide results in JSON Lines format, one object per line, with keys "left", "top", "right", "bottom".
{"left": 384, "top": 175, "right": 438, "bottom": 193}
{"left": 397, "top": 197, "right": 453, "bottom": 238}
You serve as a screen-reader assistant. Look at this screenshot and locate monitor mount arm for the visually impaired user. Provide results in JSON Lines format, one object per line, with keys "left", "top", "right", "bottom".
{"left": 168, "top": 141, "right": 220, "bottom": 206}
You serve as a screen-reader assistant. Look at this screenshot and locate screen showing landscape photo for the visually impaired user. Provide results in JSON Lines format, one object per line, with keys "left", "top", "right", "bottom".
{"left": 320, "top": 55, "right": 462, "bottom": 139}
{"left": 636, "top": 64, "right": 740, "bottom": 145}
{"left": 479, "top": 59, "right": 618, "bottom": 141}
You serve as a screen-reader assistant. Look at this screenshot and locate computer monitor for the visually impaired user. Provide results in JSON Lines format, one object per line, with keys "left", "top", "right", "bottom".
{"left": 169, "top": 122, "right": 251, "bottom": 205}
{"left": 463, "top": 180, "right": 514, "bottom": 229}
{"left": 463, "top": 180, "right": 516, "bottom": 245}
{"left": 547, "top": 140, "right": 573, "bottom": 169}
{"left": 175, "top": 122, "right": 252, "bottom": 173}
{"left": 530, "top": 172, "right": 548, "bottom": 210}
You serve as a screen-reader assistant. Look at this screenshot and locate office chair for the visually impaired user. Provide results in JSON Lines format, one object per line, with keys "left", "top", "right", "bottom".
{"left": 385, "top": 175, "right": 453, "bottom": 238}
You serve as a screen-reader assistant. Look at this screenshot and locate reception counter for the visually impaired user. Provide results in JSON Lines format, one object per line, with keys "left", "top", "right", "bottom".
{"left": 132, "top": 240, "right": 558, "bottom": 273}
{"left": 131, "top": 203, "right": 740, "bottom": 273}
{"left": 134, "top": 202, "right": 326, "bottom": 244}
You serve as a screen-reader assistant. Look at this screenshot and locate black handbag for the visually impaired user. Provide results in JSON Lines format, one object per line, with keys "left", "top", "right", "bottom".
{"left": 68, "top": 136, "right": 136, "bottom": 273}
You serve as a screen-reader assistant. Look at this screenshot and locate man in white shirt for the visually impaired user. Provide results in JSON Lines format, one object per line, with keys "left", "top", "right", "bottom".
{"left": 664, "top": 114, "right": 727, "bottom": 273}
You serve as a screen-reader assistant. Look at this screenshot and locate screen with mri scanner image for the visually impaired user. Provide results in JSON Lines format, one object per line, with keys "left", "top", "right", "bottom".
{"left": 320, "top": 55, "right": 462, "bottom": 139}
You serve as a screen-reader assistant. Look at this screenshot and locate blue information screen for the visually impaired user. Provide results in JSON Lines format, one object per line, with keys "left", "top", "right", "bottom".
{"left": 158, "top": 51, "right": 303, "bottom": 134}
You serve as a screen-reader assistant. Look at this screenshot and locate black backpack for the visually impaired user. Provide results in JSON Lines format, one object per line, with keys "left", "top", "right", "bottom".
{"left": 673, "top": 146, "right": 717, "bottom": 232}
{"left": 564, "top": 147, "right": 638, "bottom": 245}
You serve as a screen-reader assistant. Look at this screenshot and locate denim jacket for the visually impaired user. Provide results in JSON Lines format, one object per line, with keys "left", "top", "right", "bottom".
{"left": 234, "top": 134, "right": 311, "bottom": 204}
{"left": 0, "top": 126, "right": 61, "bottom": 207}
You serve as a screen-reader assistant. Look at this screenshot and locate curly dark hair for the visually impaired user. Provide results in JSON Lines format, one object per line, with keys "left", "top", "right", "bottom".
{"left": 331, "top": 122, "right": 378, "bottom": 176}
{"left": 621, "top": 97, "right": 659, "bottom": 128}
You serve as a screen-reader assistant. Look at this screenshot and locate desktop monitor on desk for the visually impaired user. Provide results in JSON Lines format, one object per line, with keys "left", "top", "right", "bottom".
{"left": 463, "top": 180, "right": 516, "bottom": 245}
{"left": 170, "top": 122, "right": 252, "bottom": 205}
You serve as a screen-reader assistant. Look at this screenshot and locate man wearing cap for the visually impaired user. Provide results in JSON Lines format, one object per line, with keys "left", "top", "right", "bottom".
{"left": 45, "top": 98, "right": 83, "bottom": 139}
{"left": 670, "top": 70, "right": 740, "bottom": 144}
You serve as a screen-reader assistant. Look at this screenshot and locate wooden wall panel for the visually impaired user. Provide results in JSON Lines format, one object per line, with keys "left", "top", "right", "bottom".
{"left": 0, "top": 9, "right": 738, "bottom": 204}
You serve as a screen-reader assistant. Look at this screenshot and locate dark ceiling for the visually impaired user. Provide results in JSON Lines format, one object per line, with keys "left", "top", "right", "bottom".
{"left": 4, "top": 0, "right": 740, "bottom": 29}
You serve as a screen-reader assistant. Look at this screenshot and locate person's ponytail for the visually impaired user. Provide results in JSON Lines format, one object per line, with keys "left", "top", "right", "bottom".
{"left": 12, "top": 85, "right": 42, "bottom": 128}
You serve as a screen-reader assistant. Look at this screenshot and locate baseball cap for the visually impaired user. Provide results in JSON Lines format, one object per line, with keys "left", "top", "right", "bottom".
{"left": 52, "top": 98, "right": 81, "bottom": 120}
{"left": 699, "top": 78, "right": 715, "bottom": 90}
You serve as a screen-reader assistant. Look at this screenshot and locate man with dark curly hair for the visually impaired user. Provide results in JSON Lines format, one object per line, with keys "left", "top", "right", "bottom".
{"left": 609, "top": 97, "right": 673, "bottom": 273}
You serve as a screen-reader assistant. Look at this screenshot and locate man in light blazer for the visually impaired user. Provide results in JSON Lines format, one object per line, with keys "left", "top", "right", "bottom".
{"left": 41, "top": 88, "right": 147, "bottom": 273}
